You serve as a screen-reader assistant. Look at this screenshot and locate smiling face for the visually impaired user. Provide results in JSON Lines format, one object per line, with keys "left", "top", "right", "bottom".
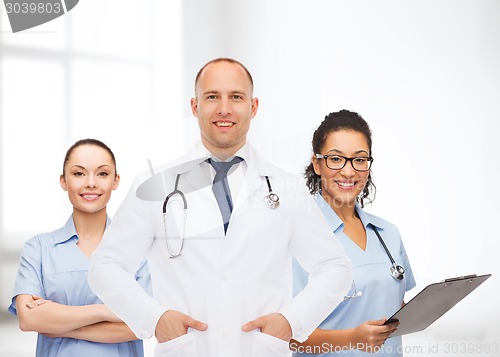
{"left": 60, "top": 144, "right": 119, "bottom": 215}
{"left": 191, "top": 60, "right": 259, "bottom": 160}
{"left": 313, "top": 129, "right": 371, "bottom": 209}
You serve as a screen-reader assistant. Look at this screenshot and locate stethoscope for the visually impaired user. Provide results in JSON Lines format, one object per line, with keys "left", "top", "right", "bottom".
{"left": 162, "top": 173, "right": 280, "bottom": 258}
{"left": 371, "top": 224, "right": 406, "bottom": 281}
{"left": 162, "top": 174, "right": 187, "bottom": 258}
{"left": 343, "top": 224, "right": 405, "bottom": 300}
{"left": 263, "top": 175, "right": 280, "bottom": 209}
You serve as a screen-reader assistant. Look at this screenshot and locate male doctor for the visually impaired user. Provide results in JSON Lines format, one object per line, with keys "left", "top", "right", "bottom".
{"left": 88, "top": 58, "right": 352, "bottom": 357}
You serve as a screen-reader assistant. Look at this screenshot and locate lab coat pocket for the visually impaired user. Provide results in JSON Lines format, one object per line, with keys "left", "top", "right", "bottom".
{"left": 154, "top": 333, "right": 197, "bottom": 357}
{"left": 252, "top": 331, "right": 292, "bottom": 357}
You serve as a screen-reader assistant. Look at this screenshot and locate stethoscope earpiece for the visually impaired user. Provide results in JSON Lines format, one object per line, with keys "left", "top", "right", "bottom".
{"left": 344, "top": 280, "right": 363, "bottom": 301}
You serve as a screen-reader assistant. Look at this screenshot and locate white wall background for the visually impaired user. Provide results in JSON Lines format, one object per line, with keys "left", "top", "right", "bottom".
{"left": 1, "top": 0, "right": 499, "bottom": 355}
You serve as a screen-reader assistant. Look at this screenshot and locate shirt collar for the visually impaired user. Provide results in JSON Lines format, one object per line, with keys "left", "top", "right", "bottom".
{"left": 355, "top": 205, "right": 388, "bottom": 231}
{"left": 54, "top": 215, "right": 111, "bottom": 245}
{"left": 193, "top": 140, "right": 280, "bottom": 177}
{"left": 197, "top": 141, "right": 250, "bottom": 163}
{"left": 315, "top": 194, "right": 344, "bottom": 232}
{"left": 315, "top": 193, "right": 388, "bottom": 232}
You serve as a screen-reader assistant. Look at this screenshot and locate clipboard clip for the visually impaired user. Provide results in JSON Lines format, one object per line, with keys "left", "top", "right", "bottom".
{"left": 444, "top": 274, "right": 477, "bottom": 283}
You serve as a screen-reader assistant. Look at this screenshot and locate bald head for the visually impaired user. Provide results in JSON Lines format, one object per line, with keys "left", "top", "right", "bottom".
{"left": 194, "top": 58, "right": 254, "bottom": 98}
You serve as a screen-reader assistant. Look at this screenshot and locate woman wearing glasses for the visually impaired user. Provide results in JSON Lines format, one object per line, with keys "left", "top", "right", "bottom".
{"left": 291, "top": 110, "right": 415, "bottom": 356}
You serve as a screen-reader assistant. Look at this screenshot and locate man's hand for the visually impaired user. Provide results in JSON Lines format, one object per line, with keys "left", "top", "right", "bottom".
{"left": 155, "top": 310, "right": 208, "bottom": 343}
{"left": 242, "top": 313, "right": 292, "bottom": 342}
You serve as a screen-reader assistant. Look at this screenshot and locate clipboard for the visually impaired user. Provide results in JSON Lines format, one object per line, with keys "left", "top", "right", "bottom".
{"left": 384, "top": 273, "right": 491, "bottom": 336}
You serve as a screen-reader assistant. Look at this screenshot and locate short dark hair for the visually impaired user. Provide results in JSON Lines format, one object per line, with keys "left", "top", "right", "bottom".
{"left": 62, "top": 138, "right": 117, "bottom": 176}
{"left": 194, "top": 57, "right": 254, "bottom": 96}
{"left": 304, "top": 109, "right": 376, "bottom": 207}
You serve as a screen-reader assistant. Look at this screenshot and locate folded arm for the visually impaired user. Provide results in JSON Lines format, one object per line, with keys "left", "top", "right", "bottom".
{"left": 16, "top": 294, "right": 120, "bottom": 335}
{"left": 43, "top": 321, "right": 138, "bottom": 343}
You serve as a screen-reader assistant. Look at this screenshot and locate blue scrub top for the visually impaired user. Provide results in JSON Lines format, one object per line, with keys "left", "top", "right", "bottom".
{"left": 293, "top": 195, "right": 416, "bottom": 356}
{"left": 8, "top": 215, "right": 152, "bottom": 357}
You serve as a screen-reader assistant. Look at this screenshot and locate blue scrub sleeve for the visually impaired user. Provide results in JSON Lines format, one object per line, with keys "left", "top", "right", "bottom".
{"left": 8, "top": 237, "right": 45, "bottom": 315}
{"left": 135, "top": 259, "right": 153, "bottom": 297}
{"left": 292, "top": 256, "right": 309, "bottom": 297}
{"left": 400, "top": 240, "right": 416, "bottom": 291}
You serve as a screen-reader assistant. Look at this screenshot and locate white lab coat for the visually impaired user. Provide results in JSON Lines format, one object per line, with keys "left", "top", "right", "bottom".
{"left": 88, "top": 142, "right": 352, "bottom": 357}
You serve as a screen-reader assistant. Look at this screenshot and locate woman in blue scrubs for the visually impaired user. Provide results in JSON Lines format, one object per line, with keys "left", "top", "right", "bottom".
{"left": 8, "top": 139, "right": 151, "bottom": 357}
{"left": 292, "top": 110, "right": 415, "bottom": 356}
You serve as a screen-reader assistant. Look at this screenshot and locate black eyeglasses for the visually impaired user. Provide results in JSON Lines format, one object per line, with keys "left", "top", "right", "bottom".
{"left": 315, "top": 154, "right": 373, "bottom": 172}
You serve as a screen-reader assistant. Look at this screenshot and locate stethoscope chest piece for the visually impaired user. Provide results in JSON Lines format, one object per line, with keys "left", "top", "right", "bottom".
{"left": 371, "top": 224, "right": 405, "bottom": 281}
{"left": 264, "top": 175, "right": 280, "bottom": 209}
{"left": 391, "top": 265, "right": 405, "bottom": 280}
{"left": 264, "top": 193, "right": 280, "bottom": 209}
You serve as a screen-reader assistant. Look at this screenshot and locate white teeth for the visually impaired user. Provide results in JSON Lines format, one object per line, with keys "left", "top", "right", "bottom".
{"left": 216, "top": 122, "right": 233, "bottom": 127}
{"left": 83, "top": 195, "right": 98, "bottom": 199}
{"left": 338, "top": 182, "right": 354, "bottom": 188}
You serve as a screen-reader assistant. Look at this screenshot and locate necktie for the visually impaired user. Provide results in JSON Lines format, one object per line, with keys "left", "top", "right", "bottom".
{"left": 207, "top": 156, "right": 243, "bottom": 234}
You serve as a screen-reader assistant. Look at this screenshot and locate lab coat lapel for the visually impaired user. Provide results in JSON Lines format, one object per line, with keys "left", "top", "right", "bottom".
{"left": 232, "top": 145, "right": 278, "bottom": 215}
{"left": 181, "top": 162, "right": 213, "bottom": 200}
{"left": 176, "top": 158, "right": 224, "bottom": 237}
{"left": 173, "top": 143, "right": 214, "bottom": 200}
{"left": 232, "top": 165, "right": 262, "bottom": 214}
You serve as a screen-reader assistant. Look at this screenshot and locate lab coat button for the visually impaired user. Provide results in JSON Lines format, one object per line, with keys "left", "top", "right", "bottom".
{"left": 221, "top": 331, "right": 230, "bottom": 338}
{"left": 221, "top": 273, "right": 229, "bottom": 281}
